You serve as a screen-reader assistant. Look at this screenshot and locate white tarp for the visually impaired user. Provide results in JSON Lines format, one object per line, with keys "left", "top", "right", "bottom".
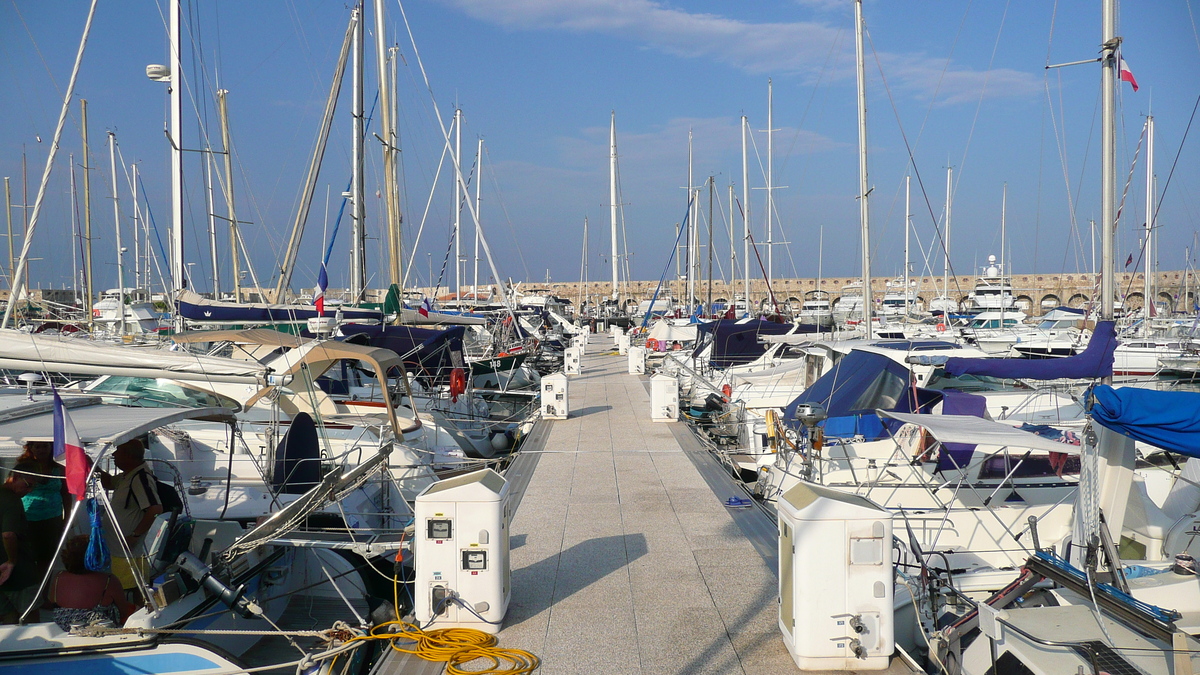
{"left": 0, "top": 330, "right": 267, "bottom": 384}
{"left": 878, "top": 410, "right": 1080, "bottom": 455}
{"left": 648, "top": 321, "right": 699, "bottom": 343}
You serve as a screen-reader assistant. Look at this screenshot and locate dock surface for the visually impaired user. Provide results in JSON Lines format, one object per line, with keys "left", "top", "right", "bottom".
{"left": 499, "top": 338, "right": 795, "bottom": 674}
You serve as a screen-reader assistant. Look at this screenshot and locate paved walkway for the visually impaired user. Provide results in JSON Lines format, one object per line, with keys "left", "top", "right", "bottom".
{"left": 499, "top": 337, "right": 795, "bottom": 674}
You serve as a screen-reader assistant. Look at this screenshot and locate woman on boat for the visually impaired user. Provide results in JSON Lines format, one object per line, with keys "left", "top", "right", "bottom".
{"left": 48, "top": 535, "right": 134, "bottom": 630}
{"left": 17, "top": 441, "right": 69, "bottom": 581}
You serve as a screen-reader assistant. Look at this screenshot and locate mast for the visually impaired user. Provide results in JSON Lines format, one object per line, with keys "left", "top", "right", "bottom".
{"left": 687, "top": 129, "right": 695, "bottom": 314}
{"left": 1000, "top": 181, "right": 1006, "bottom": 325}
{"left": 81, "top": 99, "right": 94, "bottom": 325}
{"left": 728, "top": 183, "right": 735, "bottom": 294}
{"left": 1100, "top": 0, "right": 1117, "bottom": 323}
{"left": 766, "top": 79, "right": 775, "bottom": 286}
{"left": 169, "top": 0, "right": 184, "bottom": 327}
{"left": 204, "top": 151, "right": 219, "bottom": 297}
{"left": 348, "top": 0, "right": 365, "bottom": 303}
{"left": 741, "top": 115, "right": 749, "bottom": 314}
{"left": 854, "top": 0, "right": 873, "bottom": 338}
{"left": 70, "top": 157, "right": 79, "bottom": 303}
{"left": 944, "top": 167, "right": 952, "bottom": 310}
{"left": 132, "top": 163, "right": 141, "bottom": 293}
{"left": 108, "top": 131, "right": 126, "bottom": 336}
{"left": 453, "top": 108, "right": 462, "bottom": 301}
{"left": 610, "top": 111, "right": 619, "bottom": 303}
{"left": 904, "top": 174, "right": 910, "bottom": 317}
{"left": 374, "top": 0, "right": 401, "bottom": 290}
{"left": 579, "top": 216, "right": 588, "bottom": 313}
{"left": 1144, "top": 113, "right": 1154, "bottom": 323}
{"left": 707, "top": 175, "right": 714, "bottom": 316}
{"left": 474, "top": 137, "right": 483, "bottom": 301}
{"left": 3, "top": 178, "right": 11, "bottom": 287}
{"left": 217, "top": 89, "right": 240, "bottom": 303}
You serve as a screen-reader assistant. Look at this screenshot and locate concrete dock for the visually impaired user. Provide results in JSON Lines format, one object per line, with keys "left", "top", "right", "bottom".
{"left": 498, "top": 339, "right": 796, "bottom": 673}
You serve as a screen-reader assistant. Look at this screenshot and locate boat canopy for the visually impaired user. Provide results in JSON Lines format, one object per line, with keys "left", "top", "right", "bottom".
{"left": 0, "top": 329, "right": 268, "bottom": 384}
{"left": 1090, "top": 385, "right": 1200, "bottom": 458}
{"left": 878, "top": 410, "right": 1080, "bottom": 455}
{"left": 694, "top": 319, "right": 800, "bottom": 368}
{"left": 0, "top": 394, "right": 233, "bottom": 455}
{"left": 943, "top": 321, "right": 1117, "bottom": 380}
{"left": 177, "top": 289, "right": 382, "bottom": 324}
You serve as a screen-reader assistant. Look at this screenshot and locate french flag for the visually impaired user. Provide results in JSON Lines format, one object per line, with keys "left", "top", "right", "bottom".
{"left": 1119, "top": 55, "right": 1139, "bottom": 92}
{"left": 418, "top": 297, "right": 433, "bottom": 318}
{"left": 53, "top": 391, "right": 89, "bottom": 500}
{"left": 314, "top": 263, "right": 328, "bottom": 316}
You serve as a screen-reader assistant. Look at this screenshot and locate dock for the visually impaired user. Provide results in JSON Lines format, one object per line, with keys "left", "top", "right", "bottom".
{"left": 498, "top": 338, "right": 796, "bottom": 673}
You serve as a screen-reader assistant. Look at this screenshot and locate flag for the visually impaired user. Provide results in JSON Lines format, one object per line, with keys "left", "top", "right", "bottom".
{"left": 1126, "top": 253, "right": 1134, "bottom": 268}
{"left": 53, "top": 391, "right": 89, "bottom": 501}
{"left": 314, "top": 263, "right": 328, "bottom": 316}
{"left": 1119, "top": 55, "right": 1139, "bottom": 92}
{"left": 418, "top": 297, "right": 433, "bottom": 318}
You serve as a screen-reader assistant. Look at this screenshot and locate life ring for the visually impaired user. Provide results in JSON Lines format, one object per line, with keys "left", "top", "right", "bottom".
{"left": 936, "top": 322, "right": 946, "bottom": 332}
{"left": 646, "top": 338, "right": 659, "bottom": 351}
{"left": 449, "top": 368, "right": 467, "bottom": 402}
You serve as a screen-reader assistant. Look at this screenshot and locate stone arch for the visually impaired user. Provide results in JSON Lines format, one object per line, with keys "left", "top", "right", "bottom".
{"left": 1067, "top": 293, "right": 1089, "bottom": 308}
{"left": 1015, "top": 295, "right": 1033, "bottom": 311}
{"left": 714, "top": 297, "right": 728, "bottom": 304}
{"left": 1158, "top": 292, "right": 1176, "bottom": 313}
{"left": 1040, "top": 294, "right": 1060, "bottom": 309}
{"left": 787, "top": 296, "right": 801, "bottom": 303}
{"left": 1124, "top": 292, "right": 1144, "bottom": 309}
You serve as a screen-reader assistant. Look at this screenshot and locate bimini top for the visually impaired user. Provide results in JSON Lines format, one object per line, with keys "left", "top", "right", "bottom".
{"left": 944, "top": 321, "right": 1117, "bottom": 380}
{"left": 1090, "top": 384, "right": 1200, "bottom": 458}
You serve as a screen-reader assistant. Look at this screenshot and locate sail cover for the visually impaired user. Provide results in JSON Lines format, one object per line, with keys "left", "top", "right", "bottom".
{"left": 0, "top": 330, "right": 267, "bottom": 384}
{"left": 1090, "top": 385, "right": 1200, "bottom": 458}
{"left": 695, "top": 319, "right": 808, "bottom": 368}
{"left": 177, "top": 289, "right": 382, "bottom": 324}
{"left": 943, "top": 321, "right": 1117, "bottom": 380}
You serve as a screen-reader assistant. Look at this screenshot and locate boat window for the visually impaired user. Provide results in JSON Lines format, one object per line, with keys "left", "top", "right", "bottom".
{"left": 978, "top": 453, "right": 1079, "bottom": 478}
{"left": 924, "top": 369, "right": 1031, "bottom": 392}
{"left": 89, "top": 376, "right": 240, "bottom": 410}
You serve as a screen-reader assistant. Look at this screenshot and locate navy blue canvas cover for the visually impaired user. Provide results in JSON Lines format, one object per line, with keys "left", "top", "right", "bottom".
{"left": 944, "top": 321, "right": 1117, "bottom": 380}
{"left": 340, "top": 324, "right": 465, "bottom": 385}
{"left": 1090, "top": 385, "right": 1200, "bottom": 458}
{"left": 697, "top": 319, "right": 811, "bottom": 368}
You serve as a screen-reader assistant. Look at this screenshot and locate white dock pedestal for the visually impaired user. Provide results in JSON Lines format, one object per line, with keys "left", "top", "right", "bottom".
{"left": 650, "top": 372, "right": 678, "bottom": 422}
{"left": 627, "top": 346, "right": 645, "bottom": 374}
{"left": 540, "top": 372, "right": 569, "bottom": 419}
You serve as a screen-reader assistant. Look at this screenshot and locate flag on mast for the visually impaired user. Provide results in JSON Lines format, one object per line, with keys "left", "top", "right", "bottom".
{"left": 314, "top": 263, "right": 328, "bottom": 316}
{"left": 418, "top": 297, "right": 433, "bottom": 318}
{"left": 53, "top": 390, "right": 90, "bottom": 500}
{"left": 1118, "top": 55, "right": 1139, "bottom": 92}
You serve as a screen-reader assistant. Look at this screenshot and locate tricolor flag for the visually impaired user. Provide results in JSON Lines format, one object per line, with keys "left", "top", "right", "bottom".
{"left": 1119, "top": 55, "right": 1139, "bottom": 92}
{"left": 1125, "top": 253, "right": 1134, "bottom": 268}
{"left": 53, "top": 391, "right": 89, "bottom": 500}
{"left": 314, "top": 263, "right": 328, "bottom": 316}
{"left": 418, "top": 297, "right": 433, "bottom": 318}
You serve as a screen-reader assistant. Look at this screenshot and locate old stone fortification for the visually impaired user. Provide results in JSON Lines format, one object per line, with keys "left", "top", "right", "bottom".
{"left": 528, "top": 271, "right": 1197, "bottom": 316}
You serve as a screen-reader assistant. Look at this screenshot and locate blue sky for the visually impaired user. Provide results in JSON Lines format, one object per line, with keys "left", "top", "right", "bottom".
{"left": 1, "top": 0, "right": 1199, "bottom": 295}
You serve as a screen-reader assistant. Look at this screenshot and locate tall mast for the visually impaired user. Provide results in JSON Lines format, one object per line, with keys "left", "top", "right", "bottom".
{"left": 169, "top": 0, "right": 183, "bottom": 327}
{"left": 766, "top": 79, "right": 775, "bottom": 285}
{"left": 349, "top": 0, "right": 365, "bottom": 303}
{"left": 1144, "top": 113, "right": 1155, "bottom": 323}
{"left": 741, "top": 115, "right": 749, "bottom": 313}
{"left": 579, "top": 216, "right": 588, "bottom": 312}
{"left": 728, "top": 183, "right": 735, "bottom": 293}
{"left": 132, "top": 163, "right": 141, "bottom": 293}
{"left": 108, "top": 131, "right": 126, "bottom": 336}
{"left": 81, "top": 100, "right": 94, "bottom": 325}
{"left": 216, "top": 89, "right": 239, "bottom": 302}
{"left": 707, "top": 175, "right": 714, "bottom": 316}
{"left": 70, "top": 157, "right": 79, "bottom": 302}
{"left": 474, "top": 137, "right": 483, "bottom": 300}
{"left": 453, "top": 108, "right": 462, "bottom": 300}
{"left": 691, "top": 128, "right": 700, "bottom": 312}
{"left": 1000, "top": 181, "right": 1007, "bottom": 325}
{"left": 610, "top": 111, "right": 619, "bottom": 302}
{"left": 374, "top": 0, "right": 401, "bottom": 290}
{"left": 3, "top": 178, "right": 11, "bottom": 288}
{"left": 944, "top": 167, "right": 952, "bottom": 309}
{"left": 854, "top": 0, "right": 873, "bottom": 338}
{"left": 1100, "top": 0, "right": 1117, "bottom": 323}
{"left": 904, "top": 174, "right": 910, "bottom": 317}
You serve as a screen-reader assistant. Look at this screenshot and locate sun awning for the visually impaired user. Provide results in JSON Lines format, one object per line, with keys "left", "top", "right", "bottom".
{"left": 878, "top": 410, "right": 1080, "bottom": 455}
{"left": 0, "top": 399, "right": 234, "bottom": 454}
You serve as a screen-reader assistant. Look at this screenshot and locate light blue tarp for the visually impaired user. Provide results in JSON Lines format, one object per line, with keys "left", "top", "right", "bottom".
{"left": 1090, "top": 384, "right": 1200, "bottom": 458}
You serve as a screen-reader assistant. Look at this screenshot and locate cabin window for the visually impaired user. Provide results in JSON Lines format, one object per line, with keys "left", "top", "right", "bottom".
{"left": 978, "top": 453, "right": 1079, "bottom": 479}
{"left": 89, "top": 376, "right": 240, "bottom": 411}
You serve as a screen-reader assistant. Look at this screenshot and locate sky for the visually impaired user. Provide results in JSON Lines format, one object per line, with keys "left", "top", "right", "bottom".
{"left": 1, "top": 0, "right": 1199, "bottom": 297}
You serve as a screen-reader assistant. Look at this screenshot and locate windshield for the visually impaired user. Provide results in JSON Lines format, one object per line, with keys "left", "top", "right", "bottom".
{"left": 924, "top": 368, "right": 1031, "bottom": 393}
{"left": 89, "top": 376, "right": 240, "bottom": 410}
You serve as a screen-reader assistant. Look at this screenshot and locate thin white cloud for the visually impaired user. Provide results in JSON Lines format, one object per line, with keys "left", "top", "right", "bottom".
{"left": 439, "top": 0, "right": 1039, "bottom": 103}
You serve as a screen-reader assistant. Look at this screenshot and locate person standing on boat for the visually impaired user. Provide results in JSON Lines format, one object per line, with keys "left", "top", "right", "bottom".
{"left": 0, "top": 463, "right": 41, "bottom": 623}
{"left": 16, "top": 441, "right": 69, "bottom": 582}
{"left": 98, "top": 440, "right": 162, "bottom": 590}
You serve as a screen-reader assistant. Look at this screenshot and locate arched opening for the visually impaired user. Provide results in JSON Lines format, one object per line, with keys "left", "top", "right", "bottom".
{"left": 1124, "top": 293, "right": 1144, "bottom": 310}
{"left": 1067, "top": 293, "right": 1089, "bottom": 309}
{"left": 1015, "top": 295, "right": 1034, "bottom": 312}
{"left": 1040, "top": 294, "right": 1060, "bottom": 309}
{"left": 1158, "top": 292, "right": 1176, "bottom": 314}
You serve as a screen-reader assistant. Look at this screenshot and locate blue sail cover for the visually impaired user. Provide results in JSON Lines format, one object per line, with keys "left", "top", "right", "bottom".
{"left": 697, "top": 319, "right": 816, "bottom": 368}
{"left": 340, "top": 324, "right": 465, "bottom": 385}
{"left": 944, "top": 321, "right": 1117, "bottom": 380}
{"left": 178, "top": 291, "right": 382, "bottom": 324}
{"left": 1090, "top": 385, "right": 1200, "bottom": 458}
